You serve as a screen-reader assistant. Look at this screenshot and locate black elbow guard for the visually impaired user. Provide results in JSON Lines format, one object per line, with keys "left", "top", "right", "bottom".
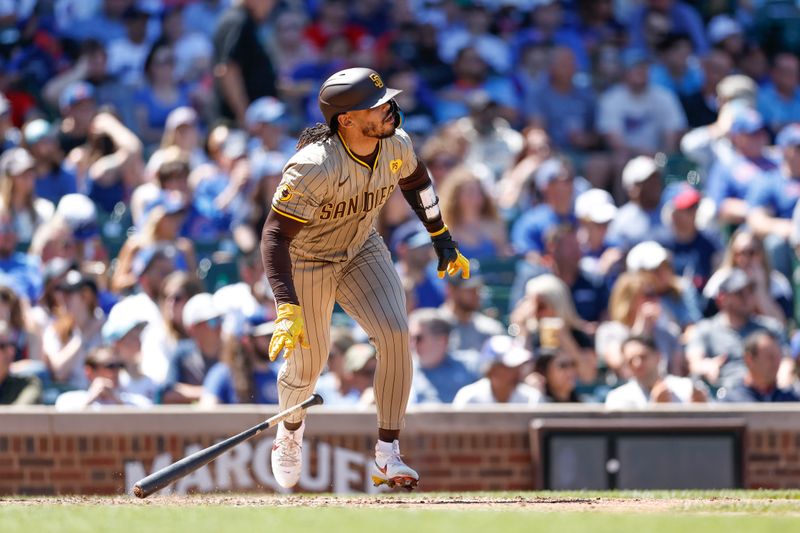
{"left": 401, "top": 184, "right": 441, "bottom": 224}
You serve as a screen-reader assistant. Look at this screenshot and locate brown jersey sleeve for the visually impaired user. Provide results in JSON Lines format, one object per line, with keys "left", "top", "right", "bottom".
{"left": 261, "top": 208, "right": 305, "bottom": 305}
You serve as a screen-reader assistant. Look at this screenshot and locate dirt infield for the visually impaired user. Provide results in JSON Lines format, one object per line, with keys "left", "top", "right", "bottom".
{"left": 2, "top": 493, "right": 790, "bottom": 514}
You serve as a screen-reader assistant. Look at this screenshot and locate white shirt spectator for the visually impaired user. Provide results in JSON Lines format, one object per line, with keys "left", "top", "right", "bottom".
{"left": 452, "top": 377, "right": 542, "bottom": 406}
{"left": 55, "top": 389, "right": 152, "bottom": 411}
{"left": 604, "top": 375, "right": 696, "bottom": 409}
{"left": 119, "top": 371, "right": 158, "bottom": 401}
{"left": 597, "top": 84, "right": 687, "bottom": 153}
{"left": 107, "top": 37, "right": 152, "bottom": 86}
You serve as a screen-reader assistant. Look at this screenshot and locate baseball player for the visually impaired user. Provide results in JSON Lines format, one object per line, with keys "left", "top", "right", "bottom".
{"left": 261, "top": 67, "right": 470, "bottom": 491}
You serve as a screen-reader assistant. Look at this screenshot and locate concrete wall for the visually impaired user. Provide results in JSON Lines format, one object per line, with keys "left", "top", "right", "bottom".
{"left": 1, "top": 405, "right": 799, "bottom": 495}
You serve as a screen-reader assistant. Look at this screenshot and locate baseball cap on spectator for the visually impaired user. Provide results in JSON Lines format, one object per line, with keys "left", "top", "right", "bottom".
{"left": 621, "top": 48, "right": 650, "bottom": 69}
{"left": 55, "top": 194, "right": 98, "bottom": 241}
{"left": 241, "top": 309, "right": 275, "bottom": 337}
{"left": 776, "top": 123, "right": 800, "bottom": 148}
{"left": 479, "top": 335, "right": 533, "bottom": 373}
{"left": 390, "top": 221, "right": 430, "bottom": 255}
{"left": 245, "top": 96, "right": 287, "bottom": 128}
{"left": 122, "top": 4, "right": 149, "bottom": 21}
{"left": 626, "top": 241, "right": 669, "bottom": 271}
{"left": 182, "top": 293, "right": 223, "bottom": 328}
{"left": 165, "top": 106, "right": 197, "bottom": 132}
{"left": 42, "top": 257, "right": 77, "bottom": 286}
{"left": 23, "top": 119, "right": 56, "bottom": 145}
{"left": 669, "top": 183, "right": 702, "bottom": 210}
{"left": 621, "top": 156, "right": 659, "bottom": 190}
{"left": 131, "top": 244, "right": 176, "bottom": 278}
{"left": 717, "top": 268, "right": 753, "bottom": 295}
{"left": 59, "top": 81, "right": 95, "bottom": 113}
{"left": 0, "top": 147, "right": 35, "bottom": 176}
{"left": 344, "top": 343, "right": 377, "bottom": 373}
{"left": 535, "top": 158, "right": 569, "bottom": 191}
{"left": 717, "top": 74, "right": 757, "bottom": 105}
{"left": 707, "top": 15, "right": 743, "bottom": 45}
{"left": 58, "top": 270, "right": 98, "bottom": 294}
{"left": 729, "top": 107, "right": 765, "bottom": 135}
{"left": 102, "top": 297, "right": 149, "bottom": 343}
{"left": 575, "top": 188, "right": 617, "bottom": 224}
{"left": 222, "top": 129, "right": 248, "bottom": 160}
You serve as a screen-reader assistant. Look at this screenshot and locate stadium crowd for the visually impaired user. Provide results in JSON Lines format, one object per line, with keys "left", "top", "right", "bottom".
{"left": 2, "top": 0, "right": 800, "bottom": 409}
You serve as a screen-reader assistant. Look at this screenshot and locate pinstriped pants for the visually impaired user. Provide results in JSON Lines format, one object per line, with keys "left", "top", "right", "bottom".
{"left": 278, "top": 232, "right": 412, "bottom": 430}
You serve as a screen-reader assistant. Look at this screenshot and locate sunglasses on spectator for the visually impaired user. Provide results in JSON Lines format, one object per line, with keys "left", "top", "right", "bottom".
{"left": 556, "top": 360, "right": 577, "bottom": 370}
{"left": 203, "top": 317, "right": 221, "bottom": 328}
{"left": 90, "top": 361, "right": 125, "bottom": 370}
{"left": 734, "top": 248, "right": 757, "bottom": 257}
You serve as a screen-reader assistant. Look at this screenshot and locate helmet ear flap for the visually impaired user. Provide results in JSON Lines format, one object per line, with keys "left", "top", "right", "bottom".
{"left": 390, "top": 99, "right": 404, "bottom": 129}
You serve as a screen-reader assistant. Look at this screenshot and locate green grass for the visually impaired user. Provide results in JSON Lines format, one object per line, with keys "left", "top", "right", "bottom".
{"left": 2, "top": 491, "right": 800, "bottom": 533}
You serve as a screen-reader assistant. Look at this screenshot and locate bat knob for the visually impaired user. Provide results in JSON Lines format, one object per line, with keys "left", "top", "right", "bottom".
{"left": 311, "top": 393, "right": 324, "bottom": 406}
{"left": 133, "top": 484, "right": 146, "bottom": 499}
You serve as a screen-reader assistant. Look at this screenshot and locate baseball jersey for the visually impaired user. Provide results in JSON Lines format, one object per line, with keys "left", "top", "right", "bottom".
{"left": 271, "top": 129, "right": 417, "bottom": 261}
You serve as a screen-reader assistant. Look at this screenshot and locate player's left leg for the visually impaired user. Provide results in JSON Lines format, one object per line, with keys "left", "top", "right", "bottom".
{"left": 335, "top": 232, "right": 418, "bottom": 489}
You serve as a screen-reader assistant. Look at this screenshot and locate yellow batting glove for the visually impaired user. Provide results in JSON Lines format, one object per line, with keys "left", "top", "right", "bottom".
{"left": 431, "top": 226, "right": 471, "bottom": 280}
{"left": 269, "top": 303, "right": 310, "bottom": 362}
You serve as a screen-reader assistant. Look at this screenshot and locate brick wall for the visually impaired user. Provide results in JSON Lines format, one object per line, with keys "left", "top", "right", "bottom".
{"left": 2, "top": 405, "right": 800, "bottom": 495}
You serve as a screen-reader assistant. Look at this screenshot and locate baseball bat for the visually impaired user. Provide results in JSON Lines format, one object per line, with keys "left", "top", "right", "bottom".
{"left": 132, "top": 393, "right": 324, "bottom": 498}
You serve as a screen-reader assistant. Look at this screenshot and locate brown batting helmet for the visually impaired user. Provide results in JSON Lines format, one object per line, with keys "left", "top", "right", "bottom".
{"left": 318, "top": 68, "right": 402, "bottom": 126}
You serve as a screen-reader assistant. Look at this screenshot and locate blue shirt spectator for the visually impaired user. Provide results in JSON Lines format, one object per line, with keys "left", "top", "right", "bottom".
{"left": 413, "top": 355, "right": 478, "bottom": 404}
{"left": 628, "top": 1, "right": 708, "bottom": 55}
{"left": 202, "top": 362, "right": 279, "bottom": 404}
{"left": 756, "top": 53, "right": 800, "bottom": 133}
{"left": 606, "top": 156, "right": 668, "bottom": 251}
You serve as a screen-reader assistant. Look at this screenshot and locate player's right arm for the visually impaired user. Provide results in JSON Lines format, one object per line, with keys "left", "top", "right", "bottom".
{"left": 260, "top": 157, "right": 329, "bottom": 361}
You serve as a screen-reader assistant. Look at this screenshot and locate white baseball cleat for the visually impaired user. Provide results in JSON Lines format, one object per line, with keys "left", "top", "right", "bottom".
{"left": 271, "top": 422, "right": 304, "bottom": 488}
{"left": 371, "top": 440, "right": 419, "bottom": 491}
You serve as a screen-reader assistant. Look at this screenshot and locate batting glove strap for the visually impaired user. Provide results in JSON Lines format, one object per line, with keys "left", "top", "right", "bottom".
{"left": 431, "top": 229, "right": 470, "bottom": 280}
{"left": 269, "top": 303, "right": 310, "bottom": 361}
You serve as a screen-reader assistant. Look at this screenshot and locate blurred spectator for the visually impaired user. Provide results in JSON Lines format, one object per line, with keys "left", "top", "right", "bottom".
{"left": 63, "top": 0, "right": 130, "bottom": 44}
{"left": 54, "top": 347, "right": 152, "bottom": 410}
{"left": 436, "top": 46, "right": 519, "bottom": 125}
{"left": 303, "top": 0, "right": 369, "bottom": 54}
{"left": 245, "top": 96, "right": 295, "bottom": 160}
{"left": 707, "top": 15, "right": 744, "bottom": 63}
{"left": 722, "top": 331, "right": 799, "bottom": 403}
{"left": 184, "top": 0, "right": 228, "bottom": 38}
{"left": 605, "top": 335, "right": 707, "bottom": 408}
{"left": 497, "top": 126, "right": 552, "bottom": 214}
{"left": 0, "top": 147, "right": 55, "bottom": 244}
{"left": 102, "top": 296, "right": 156, "bottom": 402}
{"left": 317, "top": 342, "right": 378, "bottom": 408}
{"left": 439, "top": 266, "right": 504, "bottom": 358}
{"left": 527, "top": 46, "right": 608, "bottom": 189}
{"left": 201, "top": 314, "right": 279, "bottom": 405}
{"left": 596, "top": 272, "right": 683, "bottom": 377}
{"left": 28, "top": 217, "right": 78, "bottom": 268}
{"left": 439, "top": 4, "right": 511, "bottom": 74}
{"left": 757, "top": 52, "right": 800, "bottom": 134}
{"left": 679, "top": 49, "right": 734, "bottom": 129}
{"left": 606, "top": 155, "right": 667, "bottom": 250}
{"left": 0, "top": 209, "right": 42, "bottom": 304}
{"left": 452, "top": 91, "right": 524, "bottom": 183}
{"left": 378, "top": 21, "right": 452, "bottom": 91}
{"left": 111, "top": 191, "right": 195, "bottom": 294}
{"left": 55, "top": 81, "right": 97, "bottom": 154}
{"left": 314, "top": 328, "right": 357, "bottom": 405}
{"left": 572, "top": 0, "right": 627, "bottom": 58}
{"left": 511, "top": 158, "right": 576, "bottom": 255}
{"left": 392, "top": 222, "right": 444, "bottom": 309}
{"left": 625, "top": 240, "right": 702, "bottom": 329}
{"left": 23, "top": 119, "right": 77, "bottom": 205}
{"left": 439, "top": 166, "right": 510, "bottom": 259}
{"left": 739, "top": 43, "right": 770, "bottom": 87}
{"left": 704, "top": 229, "right": 791, "bottom": 323}
{"left": 145, "top": 108, "right": 208, "bottom": 182}
{"left": 134, "top": 43, "right": 192, "bottom": 147}
{"left": 0, "top": 283, "right": 42, "bottom": 368}
{"left": 42, "top": 270, "right": 104, "bottom": 391}
{"left": 530, "top": 347, "right": 581, "bottom": 403}
{"left": 705, "top": 107, "right": 777, "bottom": 226}
{"left": 409, "top": 308, "right": 478, "bottom": 404}
{"left": 747, "top": 123, "right": 800, "bottom": 281}
{"left": 512, "top": 40, "right": 550, "bottom": 113}
{"left": 153, "top": 271, "right": 205, "bottom": 379}
{"left": 65, "top": 111, "right": 143, "bottom": 214}
{"left": 384, "top": 68, "right": 437, "bottom": 144}
{"left": 27, "top": 258, "right": 74, "bottom": 344}
{"left": 212, "top": 0, "right": 279, "bottom": 126}
{"left": 659, "top": 184, "right": 721, "bottom": 291}
{"left": 159, "top": 5, "right": 214, "bottom": 85}
{"left": 574, "top": 188, "right": 622, "bottom": 279}
{"left": 649, "top": 32, "right": 703, "bottom": 98}
{"left": 0, "top": 319, "right": 41, "bottom": 405}
{"left": 267, "top": 9, "right": 318, "bottom": 96}
{"left": 628, "top": 0, "right": 708, "bottom": 55}
{"left": 44, "top": 41, "right": 135, "bottom": 130}
{"left": 452, "top": 336, "right": 539, "bottom": 406}
{"left": 514, "top": 0, "right": 589, "bottom": 71}
{"left": 106, "top": 5, "right": 152, "bottom": 86}
{"left": 214, "top": 249, "right": 275, "bottom": 322}
{"left": 161, "top": 292, "right": 223, "bottom": 404}
{"left": 597, "top": 49, "right": 687, "bottom": 190}
{"left": 53, "top": 193, "right": 109, "bottom": 267}
{"left": 510, "top": 273, "right": 597, "bottom": 388}
{"left": 687, "top": 268, "right": 786, "bottom": 392}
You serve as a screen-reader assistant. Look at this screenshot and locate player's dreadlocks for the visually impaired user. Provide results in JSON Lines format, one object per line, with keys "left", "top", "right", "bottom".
{"left": 296, "top": 121, "right": 338, "bottom": 150}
